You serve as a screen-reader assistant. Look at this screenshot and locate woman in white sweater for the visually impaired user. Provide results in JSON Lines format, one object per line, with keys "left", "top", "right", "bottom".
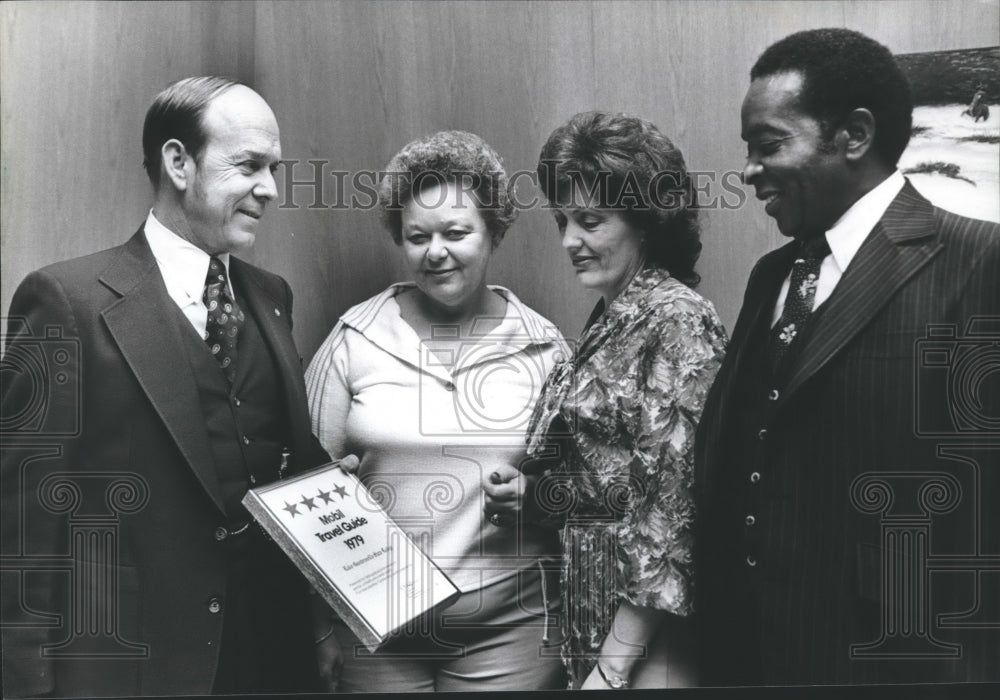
{"left": 305, "top": 131, "right": 568, "bottom": 692}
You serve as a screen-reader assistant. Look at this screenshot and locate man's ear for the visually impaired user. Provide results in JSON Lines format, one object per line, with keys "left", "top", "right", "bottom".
{"left": 161, "top": 139, "right": 192, "bottom": 192}
{"left": 843, "top": 108, "right": 876, "bottom": 162}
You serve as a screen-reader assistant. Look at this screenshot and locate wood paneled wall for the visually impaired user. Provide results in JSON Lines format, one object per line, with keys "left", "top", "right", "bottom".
{"left": 3, "top": 0, "right": 998, "bottom": 358}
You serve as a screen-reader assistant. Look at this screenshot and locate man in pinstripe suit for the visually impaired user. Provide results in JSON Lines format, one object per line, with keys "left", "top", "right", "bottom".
{"left": 695, "top": 28, "right": 999, "bottom": 685}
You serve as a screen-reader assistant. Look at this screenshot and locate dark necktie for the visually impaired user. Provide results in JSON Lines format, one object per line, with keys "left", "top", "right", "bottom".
{"left": 203, "top": 256, "right": 245, "bottom": 384}
{"left": 767, "top": 236, "right": 831, "bottom": 371}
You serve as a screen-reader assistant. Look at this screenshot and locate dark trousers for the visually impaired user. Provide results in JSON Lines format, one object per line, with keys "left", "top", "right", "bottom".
{"left": 212, "top": 533, "right": 318, "bottom": 694}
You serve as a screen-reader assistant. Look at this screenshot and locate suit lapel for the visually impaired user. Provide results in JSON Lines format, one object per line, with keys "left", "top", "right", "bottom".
{"left": 726, "top": 244, "right": 798, "bottom": 378}
{"left": 713, "top": 245, "right": 797, "bottom": 409}
{"left": 698, "top": 244, "right": 795, "bottom": 478}
{"left": 230, "top": 259, "right": 313, "bottom": 466}
{"left": 99, "top": 230, "right": 226, "bottom": 514}
{"left": 779, "top": 182, "right": 942, "bottom": 405}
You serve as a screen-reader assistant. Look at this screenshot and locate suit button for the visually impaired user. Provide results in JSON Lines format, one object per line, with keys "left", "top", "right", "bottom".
{"left": 214, "top": 526, "right": 228, "bottom": 541}
{"left": 746, "top": 556, "right": 757, "bottom": 568}
{"left": 745, "top": 515, "right": 756, "bottom": 526}
{"left": 233, "top": 397, "right": 241, "bottom": 407}
{"left": 207, "top": 597, "right": 223, "bottom": 614}
{"left": 242, "top": 435, "right": 251, "bottom": 445}
{"left": 444, "top": 382, "right": 455, "bottom": 392}
{"left": 757, "top": 428, "right": 768, "bottom": 440}
{"left": 750, "top": 471, "right": 761, "bottom": 484}
{"left": 768, "top": 389, "right": 779, "bottom": 401}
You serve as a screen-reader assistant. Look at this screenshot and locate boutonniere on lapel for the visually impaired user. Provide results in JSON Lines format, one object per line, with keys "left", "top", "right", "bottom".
{"left": 778, "top": 323, "right": 798, "bottom": 345}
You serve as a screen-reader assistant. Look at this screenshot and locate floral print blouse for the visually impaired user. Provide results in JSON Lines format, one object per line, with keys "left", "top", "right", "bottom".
{"left": 525, "top": 266, "right": 727, "bottom": 684}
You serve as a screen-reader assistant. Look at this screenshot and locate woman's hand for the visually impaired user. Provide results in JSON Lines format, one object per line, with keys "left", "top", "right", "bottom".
{"left": 482, "top": 464, "right": 526, "bottom": 527}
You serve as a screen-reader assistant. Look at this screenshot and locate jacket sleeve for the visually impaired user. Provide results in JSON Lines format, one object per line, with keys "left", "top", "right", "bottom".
{"left": 1, "top": 270, "right": 84, "bottom": 697}
{"left": 278, "top": 276, "right": 331, "bottom": 469}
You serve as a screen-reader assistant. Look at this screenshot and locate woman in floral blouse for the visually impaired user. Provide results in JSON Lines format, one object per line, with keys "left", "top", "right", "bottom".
{"left": 522, "top": 112, "right": 727, "bottom": 689}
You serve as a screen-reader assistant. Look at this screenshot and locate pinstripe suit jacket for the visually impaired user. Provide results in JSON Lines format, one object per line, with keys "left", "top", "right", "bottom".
{"left": 695, "top": 181, "right": 1000, "bottom": 685}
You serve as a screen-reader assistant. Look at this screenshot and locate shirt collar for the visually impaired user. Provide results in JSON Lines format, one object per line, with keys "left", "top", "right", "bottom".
{"left": 824, "top": 170, "right": 905, "bottom": 273}
{"left": 143, "top": 209, "right": 232, "bottom": 304}
{"left": 339, "top": 283, "right": 562, "bottom": 376}
{"left": 604, "top": 266, "right": 672, "bottom": 319}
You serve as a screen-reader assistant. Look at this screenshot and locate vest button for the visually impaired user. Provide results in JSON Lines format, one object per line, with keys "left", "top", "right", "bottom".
{"left": 750, "top": 471, "right": 761, "bottom": 484}
{"left": 207, "top": 597, "right": 223, "bottom": 614}
{"left": 444, "top": 382, "right": 456, "bottom": 392}
{"left": 757, "top": 428, "right": 768, "bottom": 440}
{"left": 214, "top": 526, "right": 228, "bottom": 541}
{"left": 746, "top": 555, "right": 757, "bottom": 568}
{"left": 233, "top": 397, "right": 241, "bottom": 407}
{"left": 745, "top": 514, "right": 756, "bottom": 526}
{"left": 242, "top": 435, "right": 250, "bottom": 445}
{"left": 768, "top": 389, "right": 779, "bottom": 401}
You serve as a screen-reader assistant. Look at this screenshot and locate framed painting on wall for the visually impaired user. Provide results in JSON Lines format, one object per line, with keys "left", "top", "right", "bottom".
{"left": 895, "top": 46, "right": 1000, "bottom": 223}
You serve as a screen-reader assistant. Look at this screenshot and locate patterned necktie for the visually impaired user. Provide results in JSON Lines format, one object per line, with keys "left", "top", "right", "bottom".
{"left": 203, "top": 256, "right": 245, "bottom": 384}
{"left": 768, "top": 235, "right": 831, "bottom": 371}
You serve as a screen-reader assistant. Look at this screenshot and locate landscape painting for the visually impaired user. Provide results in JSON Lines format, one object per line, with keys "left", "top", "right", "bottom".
{"left": 896, "top": 46, "right": 1000, "bottom": 223}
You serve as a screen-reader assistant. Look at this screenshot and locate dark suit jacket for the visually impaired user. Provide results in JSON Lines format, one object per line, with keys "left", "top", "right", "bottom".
{"left": 1, "top": 229, "right": 329, "bottom": 697}
{"left": 695, "top": 182, "right": 1000, "bottom": 685}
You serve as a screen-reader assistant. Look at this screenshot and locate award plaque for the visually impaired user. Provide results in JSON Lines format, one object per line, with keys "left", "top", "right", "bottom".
{"left": 243, "top": 461, "right": 461, "bottom": 651}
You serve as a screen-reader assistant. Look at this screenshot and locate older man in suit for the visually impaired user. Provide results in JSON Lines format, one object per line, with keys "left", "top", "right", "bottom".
{"left": 695, "top": 29, "right": 999, "bottom": 686}
{"left": 1, "top": 77, "right": 331, "bottom": 697}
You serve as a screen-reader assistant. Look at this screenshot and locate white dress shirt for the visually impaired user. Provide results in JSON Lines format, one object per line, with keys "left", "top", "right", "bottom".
{"left": 771, "top": 170, "right": 906, "bottom": 325}
{"left": 143, "top": 210, "right": 233, "bottom": 340}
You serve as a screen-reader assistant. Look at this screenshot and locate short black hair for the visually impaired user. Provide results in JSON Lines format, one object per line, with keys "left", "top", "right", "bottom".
{"left": 142, "top": 76, "right": 240, "bottom": 186}
{"left": 378, "top": 130, "right": 517, "bottom": 246}
{"left": 537, "top": 111, "right": 701, "bottom": 287}
{"left": 751, "top": 28, "right": 913, "bottom": 167}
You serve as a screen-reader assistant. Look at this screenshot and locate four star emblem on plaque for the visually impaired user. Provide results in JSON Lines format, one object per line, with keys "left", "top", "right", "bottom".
{"left": 282, "top": 481, "right": 350, "bottom": 518}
